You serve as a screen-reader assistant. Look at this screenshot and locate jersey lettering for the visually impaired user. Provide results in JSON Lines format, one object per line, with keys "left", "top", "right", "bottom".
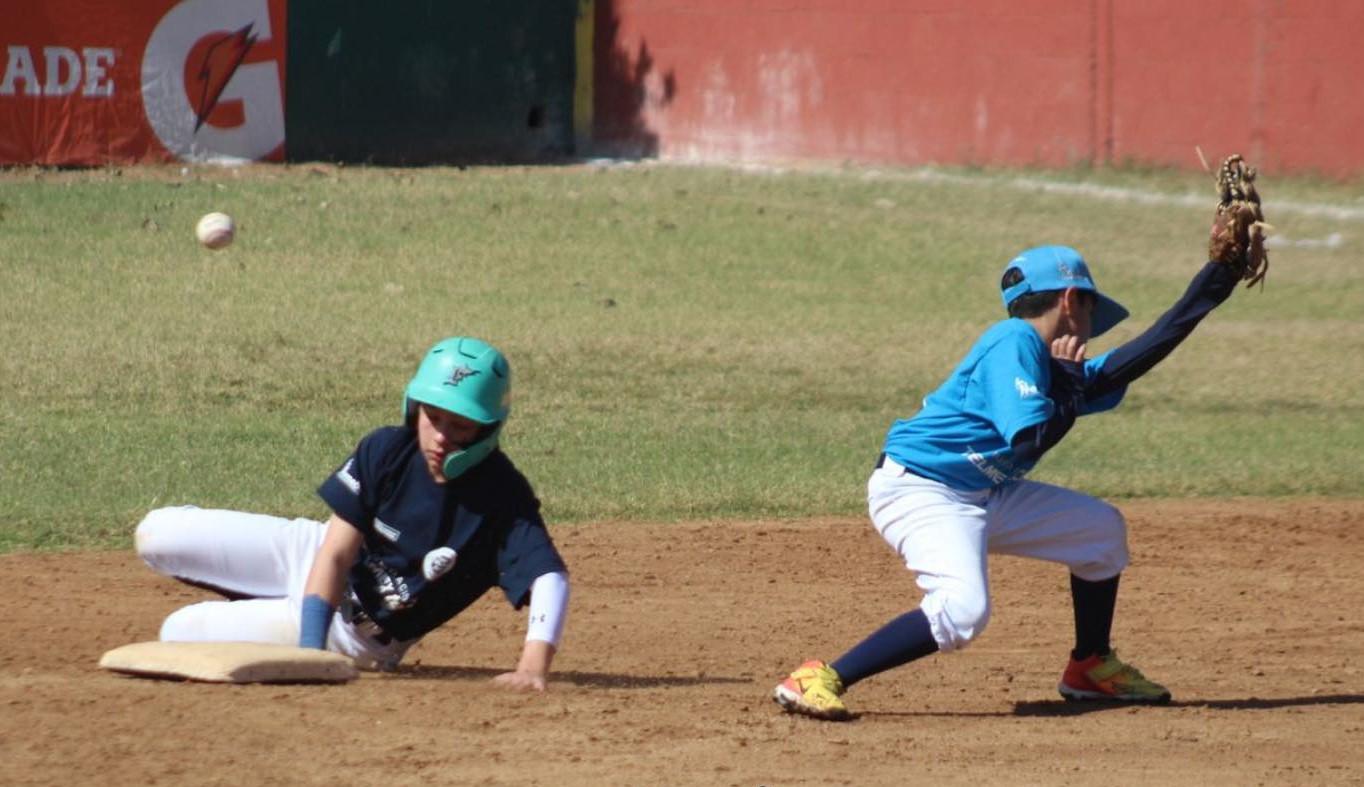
{"left": 363, "top": 555, "right": 413, "bottom": 611}
{"left": 965, "top": 449, "right": 1011, "bottom": 485}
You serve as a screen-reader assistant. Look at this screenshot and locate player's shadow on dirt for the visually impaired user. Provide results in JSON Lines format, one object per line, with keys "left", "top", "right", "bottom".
{"left": 1012, "top": 693, "right": 1364, "bottom": 716}
{"left": 389, "top": 663, "right": 750, "bottom": 689}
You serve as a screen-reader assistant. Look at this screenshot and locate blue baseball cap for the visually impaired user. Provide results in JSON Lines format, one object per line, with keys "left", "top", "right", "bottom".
{"left": 1001, "top": 245, "right": 1129, "bottom": 337}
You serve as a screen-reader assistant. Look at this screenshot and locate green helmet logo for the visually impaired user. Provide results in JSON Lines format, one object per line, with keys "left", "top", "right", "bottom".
{"left": 447, "top": 366, "right": 481, "bottom": 386}
{"left": 403, "top": 337, "right": 511, "bottom": 479}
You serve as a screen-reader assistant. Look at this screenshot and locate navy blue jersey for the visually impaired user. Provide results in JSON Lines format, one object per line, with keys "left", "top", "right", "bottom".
{"left": 317, "top": 426, "right": 566, "bottom": 642}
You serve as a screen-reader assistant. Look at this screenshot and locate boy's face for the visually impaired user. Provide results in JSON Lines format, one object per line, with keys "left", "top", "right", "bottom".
{"left": 1059, "top": 287, "right": 1096, "bottom": 343}
{"left": 416, "top": 403, "right": 482, "bottom": 483}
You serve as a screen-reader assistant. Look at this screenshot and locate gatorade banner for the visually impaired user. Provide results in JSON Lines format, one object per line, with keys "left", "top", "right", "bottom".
{"left": 1, "top": 0, "right": 286, "bottom": 165}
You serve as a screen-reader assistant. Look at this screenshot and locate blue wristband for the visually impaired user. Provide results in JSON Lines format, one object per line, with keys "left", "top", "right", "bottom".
{"left": 299, "top": 594, "right": 335, "bottom": 649}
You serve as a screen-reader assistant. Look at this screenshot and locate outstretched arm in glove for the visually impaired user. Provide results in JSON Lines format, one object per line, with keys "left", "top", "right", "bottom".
{"left": 1087, "top": 153, "right": 1270, "bottom": 399}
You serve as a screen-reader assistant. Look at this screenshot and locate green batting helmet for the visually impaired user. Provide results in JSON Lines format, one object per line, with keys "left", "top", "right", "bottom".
{"left": 403, "top": 337, "right": 511, "bottom": 480}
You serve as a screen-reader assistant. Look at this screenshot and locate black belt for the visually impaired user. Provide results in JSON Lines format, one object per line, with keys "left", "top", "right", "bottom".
{"left": 875, "top": 452, "right": 886, "bottom": 469}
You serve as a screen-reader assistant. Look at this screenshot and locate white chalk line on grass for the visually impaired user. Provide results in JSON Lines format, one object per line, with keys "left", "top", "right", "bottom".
{"left": 624, "top": 154, "right": 1358, "bottom": 223}
{"left": 599, "top": 158, "right": 1358, "bottom": 246}
{"left": 1266, "top": 232, "right": 1344, "bottom": 249}
{"left": 891, "top": 170, "right": 1352, "bottom": 248}
{"left": 896, "top": 168, "right": 1364, "bottom": 224}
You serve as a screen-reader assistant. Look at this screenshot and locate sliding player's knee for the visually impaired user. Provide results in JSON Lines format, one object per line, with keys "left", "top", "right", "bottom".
{"left": 134, "top": 506, "right": 199, "bottom": 573}
{"left": 158, "top": 602, "right": 213, "bottom": 642}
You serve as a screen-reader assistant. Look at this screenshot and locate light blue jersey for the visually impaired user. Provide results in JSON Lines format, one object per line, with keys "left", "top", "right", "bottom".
{"left": 883, "top": 319, "right": 1125, "bottom": 490}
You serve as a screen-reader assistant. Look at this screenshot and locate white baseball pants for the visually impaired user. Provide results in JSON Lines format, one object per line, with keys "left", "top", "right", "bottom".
{"left": 868, "top": 457, "right": 1128, "bottom": 653}
{"left": 134, "top": 506, "right": 414, "bottom": 670}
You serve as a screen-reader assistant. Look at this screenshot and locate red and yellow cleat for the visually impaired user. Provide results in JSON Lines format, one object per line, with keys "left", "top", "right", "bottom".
{"left": 1059, "top": 650, "right": 1171, "bottom": 704}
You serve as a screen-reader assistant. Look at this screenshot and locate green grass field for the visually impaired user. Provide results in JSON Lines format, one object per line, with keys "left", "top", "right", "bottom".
{"left": 1, "top": 162, "right": 1360, "bottom": 550}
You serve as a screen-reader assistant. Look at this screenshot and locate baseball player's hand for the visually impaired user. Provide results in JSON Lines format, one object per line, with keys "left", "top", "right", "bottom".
{"left": 491, "top": 670, "right": 549, "bottom": 692}
{"left": 1050, "top": 335, "right": 1087, "bottom": 363}
{"left": 1049, "top": 336, "right": 1089, "bottom": 411}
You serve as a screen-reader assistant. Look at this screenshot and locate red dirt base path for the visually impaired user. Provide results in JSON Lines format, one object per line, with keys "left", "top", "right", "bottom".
{"left": 3, "top": 499, "right": 1362, "bottom": 786}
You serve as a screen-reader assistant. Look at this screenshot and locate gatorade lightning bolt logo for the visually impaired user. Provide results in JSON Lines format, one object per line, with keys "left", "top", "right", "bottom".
{"left": 191, "top": 24, "right": 257, "bottom": 132}
{"left": 141, "top": 0, "right": 284, "bottom": 162}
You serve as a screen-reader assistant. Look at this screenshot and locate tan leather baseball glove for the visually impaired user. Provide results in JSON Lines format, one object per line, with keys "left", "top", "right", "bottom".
{"left": 1209, "top": 154, "right": 1271, "bottom": 287}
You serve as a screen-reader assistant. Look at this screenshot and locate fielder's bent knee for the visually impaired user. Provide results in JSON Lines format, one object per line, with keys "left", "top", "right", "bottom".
{"left": 1072, "top": 503, "right": 1130, "bottom": 581}
{"left": 922, "top": 582, "right": 991, "bottom": 652}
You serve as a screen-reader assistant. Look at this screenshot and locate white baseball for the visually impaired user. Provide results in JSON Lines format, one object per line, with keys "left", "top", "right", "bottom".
{"left": 195, "top": 212, "right": 235, "bottom": 250}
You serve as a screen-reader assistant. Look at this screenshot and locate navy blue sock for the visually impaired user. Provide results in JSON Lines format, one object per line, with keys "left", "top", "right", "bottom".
{"left": 831, "top": 609, "right": 939, "bottom": 688}
{"left": 1070, "top": 573, "right": 1120, "bottom": 660}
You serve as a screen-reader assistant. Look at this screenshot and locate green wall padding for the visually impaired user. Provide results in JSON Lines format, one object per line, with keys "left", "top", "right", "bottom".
{"left": 286, "top": 0, "right": 577, "bottom": 163}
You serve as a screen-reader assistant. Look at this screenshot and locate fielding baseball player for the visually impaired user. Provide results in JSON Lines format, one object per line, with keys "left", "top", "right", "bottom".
{"left": 136, "top": 337, "right": 570, "bottom": 687}
{"left": 774, "top": 208, "right": 1265, "bottom": 719}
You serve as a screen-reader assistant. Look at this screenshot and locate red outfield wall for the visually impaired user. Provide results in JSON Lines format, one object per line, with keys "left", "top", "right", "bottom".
{"left": 595, "top": 1, "right": 1364, "bottom": 177}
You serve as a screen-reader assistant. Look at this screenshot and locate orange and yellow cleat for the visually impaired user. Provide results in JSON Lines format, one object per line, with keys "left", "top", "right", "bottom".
{"left": 1059, "top": 650, "right": 1171, "bottom": 704}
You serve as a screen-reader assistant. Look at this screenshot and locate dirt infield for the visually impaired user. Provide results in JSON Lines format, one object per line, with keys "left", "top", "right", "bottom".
{"left": 3, "top": 499, "right": 1362, "bottom": 786}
